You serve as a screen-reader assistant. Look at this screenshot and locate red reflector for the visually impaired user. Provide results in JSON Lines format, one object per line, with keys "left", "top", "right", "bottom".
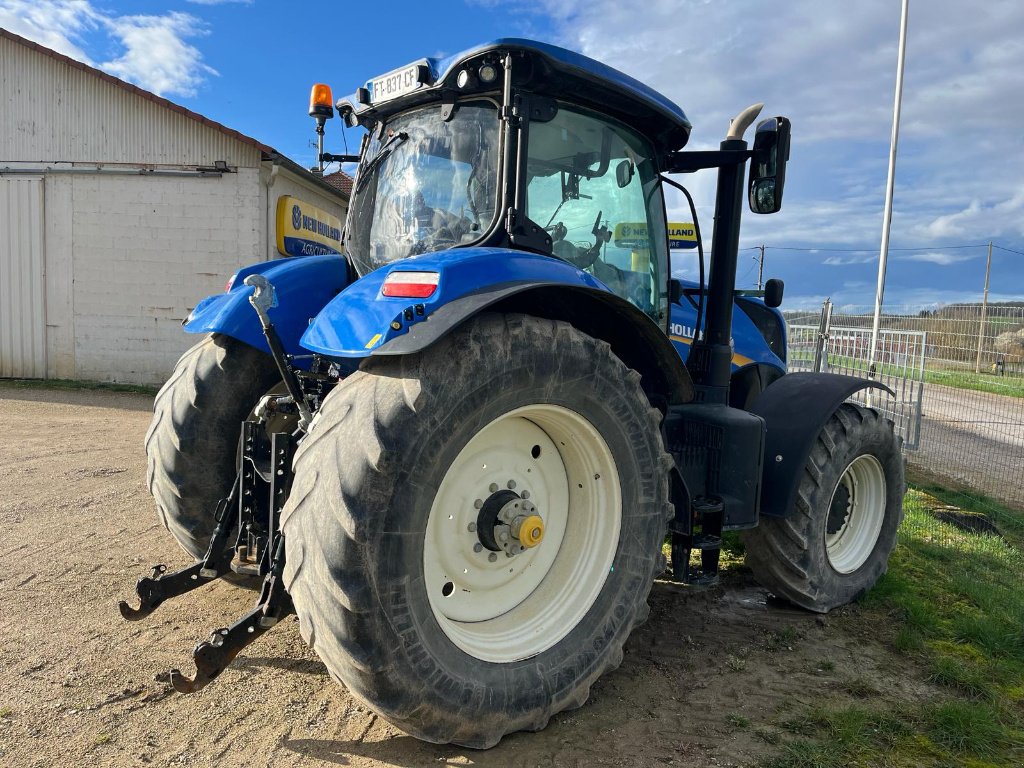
{"left": 225, "top": 273, "right": 237, "bottom": 292}
{"left": 381, "top": 271, "right": 439, "bottom": 298}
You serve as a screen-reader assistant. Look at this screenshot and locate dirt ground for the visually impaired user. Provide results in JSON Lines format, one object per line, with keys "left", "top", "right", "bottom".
{"left": 0, "top": 386, "right": 934, "bottom": 768}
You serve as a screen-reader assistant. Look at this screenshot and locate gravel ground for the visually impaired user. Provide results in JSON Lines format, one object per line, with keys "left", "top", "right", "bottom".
{"left": 0, "top": 385, "right": 930, "bottom": 767}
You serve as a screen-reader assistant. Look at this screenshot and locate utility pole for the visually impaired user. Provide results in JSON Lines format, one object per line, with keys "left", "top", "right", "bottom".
{"left": 868, "top": 0, "right": 909, "bottom": 379}
{"left": 756, "top": 244, "right": 765, "bottom": 290}
{"left": 974, "top": 241, "right": 993, "bottom": 374}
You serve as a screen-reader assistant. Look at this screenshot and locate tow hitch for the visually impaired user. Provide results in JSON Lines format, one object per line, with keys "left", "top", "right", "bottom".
{"left": 120, "top": 276, "right": 333, "bottom": 692}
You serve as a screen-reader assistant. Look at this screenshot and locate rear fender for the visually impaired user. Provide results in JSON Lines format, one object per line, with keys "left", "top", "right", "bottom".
{"left": 750, "top": 373, "right": 895, "bottom": 518}
{"left": 301, "top": 247, "right": 694, "bottom": 404}
{"left": 183, "top": 255, "right": 349, "bottom": 360}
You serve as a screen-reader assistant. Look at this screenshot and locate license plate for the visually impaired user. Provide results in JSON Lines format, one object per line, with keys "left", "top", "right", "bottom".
{"left": 369, "top": 64, "right": 424, "bottom": 104}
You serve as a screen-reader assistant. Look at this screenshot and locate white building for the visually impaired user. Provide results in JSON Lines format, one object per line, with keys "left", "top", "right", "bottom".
{"left": 0, "top": 28, "right": 350, "bottom": 385}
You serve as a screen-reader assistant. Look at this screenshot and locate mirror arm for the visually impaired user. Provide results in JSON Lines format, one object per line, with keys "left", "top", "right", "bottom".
{"left": 664, "top": 149, "right": 752, "bottom": 174}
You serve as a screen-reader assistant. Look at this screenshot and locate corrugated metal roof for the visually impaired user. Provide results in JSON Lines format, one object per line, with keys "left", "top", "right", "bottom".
{"left": 0, "top": 28, "right": 273, "bottom": 160}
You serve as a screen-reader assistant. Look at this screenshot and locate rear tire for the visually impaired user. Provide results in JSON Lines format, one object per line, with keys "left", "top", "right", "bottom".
{"left": 743, "top": 403, "right": 904, "bottom": 612}
{"left": 145, "top": 334, "right": 280, "bottom": 559}
{"left": 281, "top": 314, "right": 671, "bottom": 747}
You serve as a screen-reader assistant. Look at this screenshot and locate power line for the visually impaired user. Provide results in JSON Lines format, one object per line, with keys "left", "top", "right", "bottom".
{"left": 993, "top": 244, "right": 1024, "bottom": 257}
{"left": 761, "top": 244, "right": 989, "bottom": 253}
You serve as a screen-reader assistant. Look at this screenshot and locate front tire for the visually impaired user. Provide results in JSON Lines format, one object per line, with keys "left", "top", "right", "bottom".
{"left": 145, "top": 334, "right": 280, "bottom": 559}
{"left": 281, "top": 314, "right": 671, "bottom": 747}
{"left": 743, "top": 403, "right": 904, "bottom": 612}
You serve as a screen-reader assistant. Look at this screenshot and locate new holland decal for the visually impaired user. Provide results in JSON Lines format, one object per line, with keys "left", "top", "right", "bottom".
{"left": 276, "top": 196, "right": 343, "bottom": 257}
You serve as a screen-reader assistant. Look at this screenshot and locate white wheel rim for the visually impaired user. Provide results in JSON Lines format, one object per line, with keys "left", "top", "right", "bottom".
{"left": 424, "top": 404, "right": 621, "bottom": 663}
{"left": 824, "top": 454, "right": 887, "bottom": 574}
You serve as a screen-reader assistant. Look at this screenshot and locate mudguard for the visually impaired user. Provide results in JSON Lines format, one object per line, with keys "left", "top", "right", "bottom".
{"left": 301, "top": 247, "right": 605, "bottom": 355}
{"left": 750, "top": 373, "right": 895, "bottom": 518}
{"left": 183, "top": 255, "right": 349, "bottom": 360}
{"left": 300, "top": 246, "right": 695, "bottom": 403}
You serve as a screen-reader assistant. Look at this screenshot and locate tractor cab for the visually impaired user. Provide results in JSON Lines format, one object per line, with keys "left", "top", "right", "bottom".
{"left": 331, "top": 40, "right": 694, "bottom": 324}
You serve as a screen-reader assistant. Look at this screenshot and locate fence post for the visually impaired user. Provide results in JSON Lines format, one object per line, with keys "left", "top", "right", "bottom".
{"left": 813, "top": 298, "right": 833, "bottom": 373}
{"left": 974, "top": 241, "right": 993, "bottom": 374}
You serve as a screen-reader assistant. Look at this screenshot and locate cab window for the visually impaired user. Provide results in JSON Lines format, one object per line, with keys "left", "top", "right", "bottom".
{"left": 526, "top": 104, "right": 668, "bottom": 323}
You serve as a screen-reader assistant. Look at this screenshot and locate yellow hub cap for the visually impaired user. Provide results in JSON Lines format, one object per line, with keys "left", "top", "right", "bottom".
{"left": 514, "top": 514, "right": 545, "bottom": 548}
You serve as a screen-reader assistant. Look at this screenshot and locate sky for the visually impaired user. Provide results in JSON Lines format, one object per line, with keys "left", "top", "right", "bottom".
{"left": 2, "top": 0, "right": 1022, "bottom": 311}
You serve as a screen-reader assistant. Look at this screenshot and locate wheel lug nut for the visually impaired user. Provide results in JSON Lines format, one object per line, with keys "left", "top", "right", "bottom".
{"left": 474, "top": 543, "right": 483, "bottom": 553}
{"left": 522, "top": 490, "right": 530, "bottom": 499}
{"left": 489, "top": 483, "right": 498, "bottom": 493}
{"left": 467, "top": 522, "right": 477, "bottom": 532}
{"left": 507, "top": 480, "right": 516, "bottom": 489}
{"left": 488, "top": 552, "right": 497, "bottom": 562}
{"left": 474, "top": 499, "right": 483, "bottom": 509}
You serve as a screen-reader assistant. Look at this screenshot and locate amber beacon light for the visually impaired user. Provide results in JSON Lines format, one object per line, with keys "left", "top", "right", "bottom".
{"left": 309, "top": 83, "right": 334, "bottom": 119}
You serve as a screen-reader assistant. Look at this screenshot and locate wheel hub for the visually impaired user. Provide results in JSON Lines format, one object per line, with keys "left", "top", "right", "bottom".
{"left": 476, "top": 489, "right": 545, "bottom": 556}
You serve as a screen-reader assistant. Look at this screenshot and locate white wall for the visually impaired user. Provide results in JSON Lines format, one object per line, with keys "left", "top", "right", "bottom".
{"left": 36, "top": 168, "right": 263, "bottom": 384}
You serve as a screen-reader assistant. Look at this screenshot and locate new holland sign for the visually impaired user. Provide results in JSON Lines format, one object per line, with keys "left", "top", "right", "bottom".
{"left": 276, "top": 196, "right": 343, "bottom": 257}
{"left": 612, "top": 222, "right": 698, "bottom": 250}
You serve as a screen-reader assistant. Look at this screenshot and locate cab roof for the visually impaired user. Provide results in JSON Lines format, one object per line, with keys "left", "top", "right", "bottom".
{"left": 340, "top": 38, "right": 692, "bottom": 153}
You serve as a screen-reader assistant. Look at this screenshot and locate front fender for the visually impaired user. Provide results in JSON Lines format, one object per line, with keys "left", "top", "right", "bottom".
{"left": 300, "top": 247, "right": 611, "bottom": 357}
{"left": 750, "top": 373, "right": 895, "bottom": 518}
{"left": 184, "top": 255, "right": 349, "bottom": 358}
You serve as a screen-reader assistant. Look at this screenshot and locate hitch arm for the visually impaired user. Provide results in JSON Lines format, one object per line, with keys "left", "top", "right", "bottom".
{"left": 119, "top": 481, "right": 239, "bottom": 620}
{"left": 168, "top": 536, "right": 293, "bottom": 693}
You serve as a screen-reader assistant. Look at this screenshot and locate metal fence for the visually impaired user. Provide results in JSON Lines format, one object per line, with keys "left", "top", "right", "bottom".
{"left": 788, "top": 322, "right": 926, "bottom": 449}
{"left": 786, "top": 301, "right": 1024, "bottom": 550}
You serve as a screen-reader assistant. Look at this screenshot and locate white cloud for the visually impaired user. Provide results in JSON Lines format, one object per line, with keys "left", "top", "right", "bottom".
{"left": 0, "top": 1, "right": 216, "bottom": 97}
{"left": 823, "top": 254, "right": 878, "bottom": 266}
{"left": 185, "top": 0, "right": 253, "bottom": 5}
{"left": 101, "top": 12, "right": 216, "bottom": 97}
{"left": 0, "top": 0, "right": 98, "bottom": 63}
{"left": 896, "top": 251, "right": 976, "bottom": 266}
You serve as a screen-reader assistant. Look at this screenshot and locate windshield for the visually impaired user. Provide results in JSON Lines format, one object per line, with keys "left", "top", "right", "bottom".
{"left": 345, "top": 101, "right": 500, "bottom": 275}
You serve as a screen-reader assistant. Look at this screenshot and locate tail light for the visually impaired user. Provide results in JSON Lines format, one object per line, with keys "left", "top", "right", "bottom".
{"left": 381, "top": 271, "right": 440, "bottom": 298}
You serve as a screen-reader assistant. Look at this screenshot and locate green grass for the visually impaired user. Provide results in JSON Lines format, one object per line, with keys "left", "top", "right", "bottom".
{"left": 924, "top": 369, "right": 1024, "bottom": 398}
{"left": 760, "top": 486, "right": 1024, "bottom": 767}
{"left": 789, "top": 350, "right": 1024, "bottom": 398}
{"left": 0, "top": 377, "right": 157, "bottom": 396}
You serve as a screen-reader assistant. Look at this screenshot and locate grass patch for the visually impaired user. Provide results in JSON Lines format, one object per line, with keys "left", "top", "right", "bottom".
{"left": 727, "top": 713, "right": 750, "bottom": 729}
{"left": 0, "top": 377, "right": 157, "bottom": 396}
{"left": 836, "top": 676, "right": 880, "bottom": 698}
{"left": 0, "top": 707, "right": 11, "bottom": 718}
{"left": 762, "top": 485, "right": 1024, "bottom": 766}
{"left": 924, "top": 368, "right": 1024, "bottom": 399}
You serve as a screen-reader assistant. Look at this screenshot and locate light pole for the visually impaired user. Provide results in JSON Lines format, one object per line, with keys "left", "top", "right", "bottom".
{"left": 868, "top": 0, "right": 910, "bottom": 377}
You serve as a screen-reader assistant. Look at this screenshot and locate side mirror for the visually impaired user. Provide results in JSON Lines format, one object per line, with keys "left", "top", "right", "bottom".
{"left": 764, "top": 278, "right": 784, "bottom": 308}
{"left": 748, "top": 116, "right": 791, "bottom": 214}
{"left": 615, "top": 159, "right": 635, "bottom": 188}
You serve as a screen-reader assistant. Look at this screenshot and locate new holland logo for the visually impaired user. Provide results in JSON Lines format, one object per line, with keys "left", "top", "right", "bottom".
{"left": 277, "top": 196, "right": 344, "bottom": 258}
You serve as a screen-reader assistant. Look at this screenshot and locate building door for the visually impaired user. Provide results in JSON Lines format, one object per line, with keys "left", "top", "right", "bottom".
{"left": 0, "top": 176, "right": 46, "bottom": 378}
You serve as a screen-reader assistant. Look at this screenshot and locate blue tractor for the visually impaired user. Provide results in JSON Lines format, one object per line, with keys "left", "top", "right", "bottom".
{"left": 122, "top": 40, "right": 904, "bottom": 747}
